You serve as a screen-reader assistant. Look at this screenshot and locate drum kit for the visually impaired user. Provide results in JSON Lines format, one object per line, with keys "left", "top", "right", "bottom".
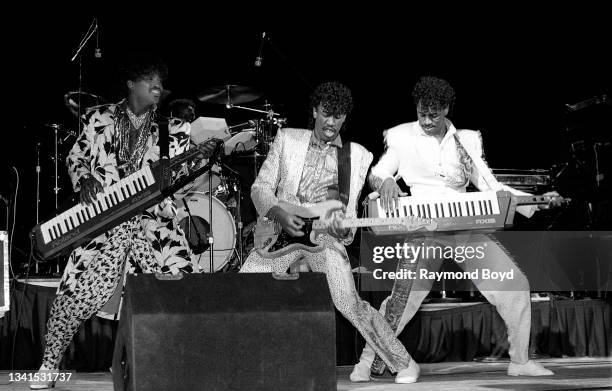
{"left": 174, "top": 84, "right": 287, "bottom": 272}
{"left": 33, "top": 84, "right": 286, "bottom": 275}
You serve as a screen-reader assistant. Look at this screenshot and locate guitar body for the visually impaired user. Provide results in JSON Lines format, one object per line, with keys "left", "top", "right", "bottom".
{"left": 253, "top": 217, "right": 325, "bottom": 259}
{"left": 252, "top": 200, "right": 344, "bottom": 258}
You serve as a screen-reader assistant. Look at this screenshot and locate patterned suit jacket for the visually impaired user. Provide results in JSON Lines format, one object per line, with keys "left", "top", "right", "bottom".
{"left": 251, "top": 128, "right": 373, "bottom": 245}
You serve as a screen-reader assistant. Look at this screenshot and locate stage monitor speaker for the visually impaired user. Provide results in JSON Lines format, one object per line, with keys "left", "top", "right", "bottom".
{"left": 112, "top": 272, "right": 336, "bottom": 391}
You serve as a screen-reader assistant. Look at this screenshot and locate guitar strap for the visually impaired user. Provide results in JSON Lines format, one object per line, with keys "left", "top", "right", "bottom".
{"left": 454, "top": 132, "right": 502, "bottom": 191}
{"left": 337, "top": 142, "right": 351, "bottom": 206}
{"left": 157, "top": 116, "right": 170, "bottom": 160}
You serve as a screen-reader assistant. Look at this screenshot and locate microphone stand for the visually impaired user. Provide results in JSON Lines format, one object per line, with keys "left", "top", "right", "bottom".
{"left": 263, "top": 35, "right": 313, "bottom": 90}
{"left": 35, "top": 144, "right": 41, "bottom": 225}
{"left": 70, "top": 18, "right": 98, "bottom": 63}
{"left": 35, "top": 144, "right": 41, "bottom": 275}
{"left": 53, "top": 126, "right": 60, "bottom": 211}
{"left": 70, "top": 18, "right": 98, "bottom": 136}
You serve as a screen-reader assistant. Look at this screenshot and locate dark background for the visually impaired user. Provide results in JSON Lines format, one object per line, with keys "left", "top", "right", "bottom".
{"left": 1, "top": 12, "right": 610, "bottom": 265}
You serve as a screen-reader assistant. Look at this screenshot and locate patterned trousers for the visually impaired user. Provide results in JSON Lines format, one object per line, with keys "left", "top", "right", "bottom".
{"left": 361, "top": 233, "right": 532, "bottom": 374}
{"left": 41, "top": 218, "right": 193, "bottom": 370}
{"left": 240, "top": 234, "right": 412, "bottom": 373}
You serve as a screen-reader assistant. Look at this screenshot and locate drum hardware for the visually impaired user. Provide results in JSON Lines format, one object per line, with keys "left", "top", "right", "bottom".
{"left": 565, "top": 94, "right": 610, "bottom": 113}
{"left": 225, "top": 102, "right": 281, "bottom": 117}
{"left": 224, "top": 116, "right": 286, "bottom": 155}
{"left": 176, "top": 192, "right": 236, "bottom": 273}
{"left": 197, "top": 84, "right": 262, "bottom": 106}
{"left": 41, "top": 124, "right": 74, "bottom": 212}
{"left": 228, "top": 121, "right": 255, "bottom": 132}
{"left": 180, "top": 197, "right": 208, "bottom": 254}
{"left": 205, "top": 145, "right": 223, "bottom": 273}
{"left": 64, "top": 91, "right": 106, "bottom": 118}
{"left": 219, "top": 162, "right": 245, "bottom": 269}
{"left": 35, "top": 123, "right": 77, "bottom": 275}
{"left": 224, "top": 106, "right": 283, "bottom": 155}
{"left": 253, "top": 116, "right": 286, "bottom": 154}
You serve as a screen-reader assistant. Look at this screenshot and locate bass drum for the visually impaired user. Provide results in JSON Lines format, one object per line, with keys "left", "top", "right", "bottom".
{"left": 224, "top": 129, "right": 258, "bottom": 155}
{"left": 176, "top": 192, "right": 236, "bottom": 272}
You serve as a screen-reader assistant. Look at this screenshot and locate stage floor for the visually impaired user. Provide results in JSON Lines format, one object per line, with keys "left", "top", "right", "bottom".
{"left": 0, "top": 358, "right": 610, "bottom": 390}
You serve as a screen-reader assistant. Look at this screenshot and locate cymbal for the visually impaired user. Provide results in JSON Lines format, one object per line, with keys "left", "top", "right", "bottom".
{"left": 197, "top": 85, "right": 262, "bottom": 105}
{"left": 64, "top": 91, "right": 105, "bottom": 117}
{"left": 41, "top": 123, "right": 74, "bottom": 134}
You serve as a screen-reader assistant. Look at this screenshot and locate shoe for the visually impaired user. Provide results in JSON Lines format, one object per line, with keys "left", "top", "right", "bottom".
{"left": 28, "top": 365, "right": 56, "bottom": 389}
{"left": 349, "top": 361, "right": 371, "bottom": 382}
{"left": 508, "top": 360, "right": 554, "bottom": 376}
{"left": 395, "top": 359, "right": 420, "bottom": 384}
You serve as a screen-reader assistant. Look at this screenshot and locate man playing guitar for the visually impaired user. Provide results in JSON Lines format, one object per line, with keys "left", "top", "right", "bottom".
{"left": 239, "top": 82, "right": 424, "bottom": 384}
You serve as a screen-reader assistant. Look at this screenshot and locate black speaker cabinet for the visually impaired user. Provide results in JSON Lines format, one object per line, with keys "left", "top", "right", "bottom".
{"left": 112, "top": 272, "right": 336, "bottom": 391}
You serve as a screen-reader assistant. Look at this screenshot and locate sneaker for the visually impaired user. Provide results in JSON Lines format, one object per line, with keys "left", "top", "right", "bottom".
{"left": 349, "top": 361, "right": 371, "bottom": 382}
{"left": 29, "top": 365, "right": 56, "bottom": 389}
{"left": 395, "top": 359, "right": 420, "bottom": 384}
{"left": 508, "top": 360, "right": 554, "bottom": 376}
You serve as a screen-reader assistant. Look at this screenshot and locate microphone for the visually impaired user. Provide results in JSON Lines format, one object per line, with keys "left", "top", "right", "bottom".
{"left": 254, "top": 32, "right": 266, "bottom": 67}
{"left": 94, "top": 18, "right": 102, "bottom": 58}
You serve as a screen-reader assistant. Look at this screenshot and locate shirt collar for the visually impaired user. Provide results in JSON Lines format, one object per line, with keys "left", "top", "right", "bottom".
{"left": 417, "top": 119, "right": 457, "bottom": 140}
{"left": 310, "top": 132, "right": 343, "bottom": 149}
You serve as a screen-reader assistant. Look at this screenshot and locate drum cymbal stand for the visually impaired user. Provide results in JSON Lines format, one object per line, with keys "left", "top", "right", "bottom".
{"left": 53, "top": 125, "right": 61, "bottom": 211}
{"left": 180, "top": 157, "right": 217, "bottom": 271}
{"left": 208, "top": 155, "right": 214, "bottom": 273}
{"left": 207, "top": 149, "right": 225, "bottom": 273}
{"left": 220, "top": 162, "right": 243, "bottom": 268}
{"left": 35, "top": 143, "right": 41, "bottom": 274}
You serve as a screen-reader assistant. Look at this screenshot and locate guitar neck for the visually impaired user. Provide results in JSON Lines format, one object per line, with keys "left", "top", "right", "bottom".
{"left": 514, "top": 194, "right": 553, "bottom": 206}
{"left": 339, "top": 217, "right": 426, "bottom": 229}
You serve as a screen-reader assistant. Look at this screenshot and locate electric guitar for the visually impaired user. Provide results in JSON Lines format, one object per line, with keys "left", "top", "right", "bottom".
{"left": 253, "top": 200, "right": 437, "bottom": 258}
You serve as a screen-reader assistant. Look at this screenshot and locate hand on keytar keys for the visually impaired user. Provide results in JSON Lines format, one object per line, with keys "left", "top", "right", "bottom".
{"left": 80, "top": 176, "right": 103, "bottom": 204}
{"left": 379, "top": 178, "right": 408, "bottom": 212}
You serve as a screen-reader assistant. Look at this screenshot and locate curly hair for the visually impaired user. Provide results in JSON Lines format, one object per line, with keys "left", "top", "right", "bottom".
{"left": 308, "top": 81, "right": 354, "bottom": 129}
{"left": 120, "top": 52, "right": 168, "bottom": 84}
{"left": 168, "top": 98, "right": 196, "bottom": 122}
{"left": 411, "top": 76, "right": 455, "bottom": 112}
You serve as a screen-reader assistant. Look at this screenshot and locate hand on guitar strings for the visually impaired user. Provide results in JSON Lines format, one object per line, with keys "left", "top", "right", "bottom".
{"left": 328, "top": 208, "right": 350, "bottom": 239}
{"left": 269, "top": 206, "right": 305, "bottom": 237}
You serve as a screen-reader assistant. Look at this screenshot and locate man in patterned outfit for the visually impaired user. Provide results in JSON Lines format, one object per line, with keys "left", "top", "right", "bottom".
{"left": 239, "top": 81, "right": 420, "bottom": 384}
{"left": 350, "top": 76, "right": 558, "bottom": 383}
{"left": 31, "top": 55, "right": 215, "bottom": 389}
